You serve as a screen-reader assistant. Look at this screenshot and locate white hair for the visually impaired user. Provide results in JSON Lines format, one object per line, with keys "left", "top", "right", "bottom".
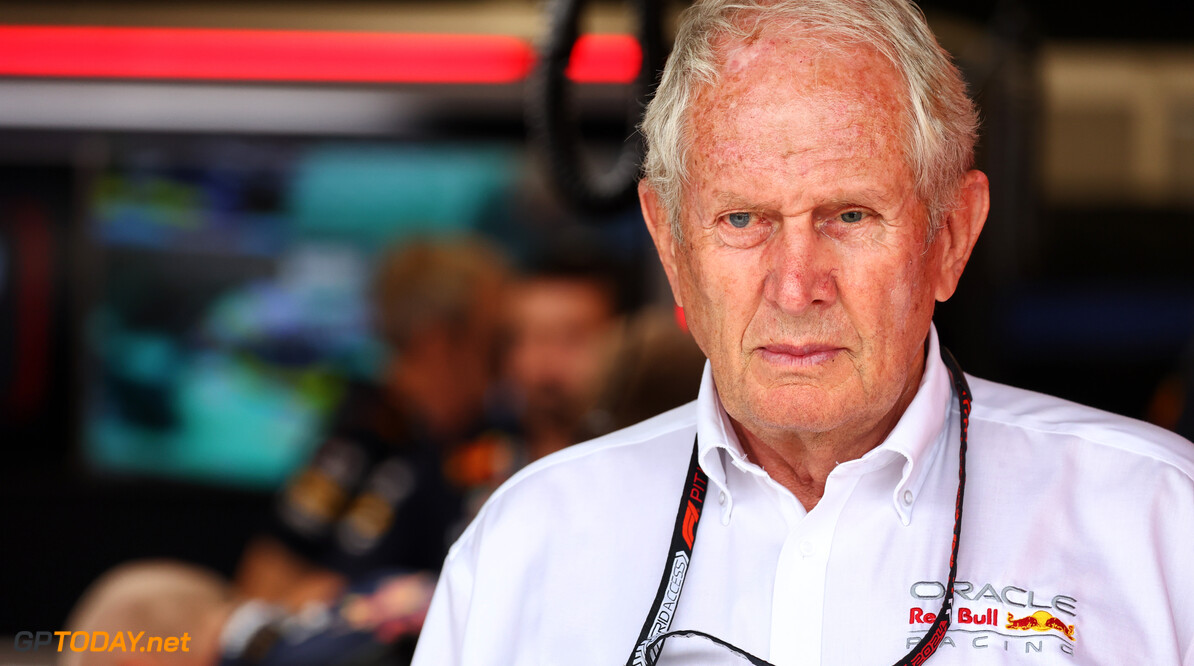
{"left": 641, "top": 0, "right": 979, "bottom": 240}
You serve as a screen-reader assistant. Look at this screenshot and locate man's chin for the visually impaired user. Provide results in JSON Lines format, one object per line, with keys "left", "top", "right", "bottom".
{"left": 747, "top": 361, "right": 848, "bottom": 395}
{"left": 731, "top": 384, "right": 856, "bottom": 437}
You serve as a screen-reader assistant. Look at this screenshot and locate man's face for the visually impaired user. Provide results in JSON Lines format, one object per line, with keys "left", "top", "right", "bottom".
{"left": 505, "top": 278, "right": 616, "bottom": 429}
{"left": 644, "top": 36, "right": 973, "bottom": 445}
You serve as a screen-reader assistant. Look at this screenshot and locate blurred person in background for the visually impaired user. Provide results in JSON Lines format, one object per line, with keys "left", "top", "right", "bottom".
{"left": 236, "top": 236, "right": 517, "bottom": 608}
{"left": 593, "top": 306, "right": 708, "bottom": 433}
{"left": 66, "top": 560, "right": 437, "bottom": 666}
{"left": 64, "top": 561, "right": 232, "bottom": 666}
{"left": 502, "top": 248, "right": 709, "bottom": 462}
{"left": 502, "top": 250, "right": 624, "bottom": 461}
{"left": 63, "top": 236, "right": 517, "bottom": 665}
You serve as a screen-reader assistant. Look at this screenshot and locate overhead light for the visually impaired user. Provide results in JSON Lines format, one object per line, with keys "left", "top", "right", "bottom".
{"left": 0, "top": 26, "right": 641, "bottom": 85}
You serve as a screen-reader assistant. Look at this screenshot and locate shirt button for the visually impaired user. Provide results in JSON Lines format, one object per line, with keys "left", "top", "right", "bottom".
{"left": 799, "top": 540, "right": 815, "bottom": 557}
{"left": 718, "top": 491, "right": 727, "bottom": 505}
{"left": 903, "top": 490, "right": 914, "bottom": 505}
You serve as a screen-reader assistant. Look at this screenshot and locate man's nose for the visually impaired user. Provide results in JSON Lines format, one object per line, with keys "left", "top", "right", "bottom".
{"left": 761, "top": 223, "right": 837, "bottom": 314}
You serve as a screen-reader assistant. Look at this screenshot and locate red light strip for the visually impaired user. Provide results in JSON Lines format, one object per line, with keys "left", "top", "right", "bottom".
{"left": 0, "top": 25, "right": 641, "bottom": 84}
{"left": 564, "top": 33, "right": 642, "bottom": 85}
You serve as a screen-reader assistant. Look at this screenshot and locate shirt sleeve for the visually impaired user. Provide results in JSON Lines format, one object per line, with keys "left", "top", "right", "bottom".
{"left": 410, "top": 525, "right": 480, "bottom": 665}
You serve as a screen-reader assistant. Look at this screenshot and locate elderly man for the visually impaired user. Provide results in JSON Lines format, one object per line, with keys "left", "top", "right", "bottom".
{"left": 413, "top": 0, "right": 1194, "bottom": 664}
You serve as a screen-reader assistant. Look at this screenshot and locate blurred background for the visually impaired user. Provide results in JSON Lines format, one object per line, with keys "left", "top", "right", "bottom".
{"left": 0, "top": 0, "right": 1191, "bottom": 639}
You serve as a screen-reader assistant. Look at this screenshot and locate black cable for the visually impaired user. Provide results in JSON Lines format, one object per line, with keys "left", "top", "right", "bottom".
{"left": 527, "top": 0, "right": 666, "bottom": 214}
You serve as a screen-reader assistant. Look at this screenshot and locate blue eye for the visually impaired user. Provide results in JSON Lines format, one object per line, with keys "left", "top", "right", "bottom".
{"left": 839, "top": 211, "right": 865, "bottom": 223}
{"left": 727, "top": 212, "right": 753, "bottom": 228}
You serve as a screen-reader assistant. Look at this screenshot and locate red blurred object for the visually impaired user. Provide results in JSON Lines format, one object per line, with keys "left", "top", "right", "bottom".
{"left": 0, "top": 25, "right": 640, "bottom": 84}
{"left": 566, "top": 34, "right": 642, "bottom": 84}
{"left": 674, "top": 305, "right": 687, "bottom": 332}
{"left": 1, "top": 200, "right": 52, "bottom": 417}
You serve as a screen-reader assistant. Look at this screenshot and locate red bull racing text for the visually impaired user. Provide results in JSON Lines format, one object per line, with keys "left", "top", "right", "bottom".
{"left": 907, "top": 580, "right": 1078, "bottom": 656}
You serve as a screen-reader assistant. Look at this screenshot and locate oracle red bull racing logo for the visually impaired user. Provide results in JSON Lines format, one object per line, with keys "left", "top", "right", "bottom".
{"left": 907, "top": 580, "right": 1078, "bottom": 656}
{"left": 1005, "top": 611, "right": 1076, "bottom": 641}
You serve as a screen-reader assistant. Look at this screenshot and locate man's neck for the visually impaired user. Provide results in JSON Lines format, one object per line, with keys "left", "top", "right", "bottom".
{"left": 732, "top": 367, "right": 924, "bottom": 512}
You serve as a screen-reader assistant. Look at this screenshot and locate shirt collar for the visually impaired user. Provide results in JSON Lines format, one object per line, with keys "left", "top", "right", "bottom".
{"left": 694, "top": 361, "right": 753, "bottom": 525}
{"left": 694, "top": 323, "right": 954, "bottom": 526}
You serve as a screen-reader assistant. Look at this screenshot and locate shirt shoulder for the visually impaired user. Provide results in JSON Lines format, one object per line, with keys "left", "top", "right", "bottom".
{"left": 967, "top": 373, "right": 1194, "bottom": 481}
{"left": 444, "top": 401, "right": 698, "bottom": 558}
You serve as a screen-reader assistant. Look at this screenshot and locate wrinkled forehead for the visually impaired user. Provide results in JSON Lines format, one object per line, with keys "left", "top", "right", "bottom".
{"left": 728, "top": 38, "right": 902, "bottom": 103}
{"left": 699, "top": 25, "right": 911, "bottom": 122}
{"left": 703, "top": 12, "right": 911, "bottom": 83}
{"left": 683, "top": 33, "right": 914, "bottom": 182}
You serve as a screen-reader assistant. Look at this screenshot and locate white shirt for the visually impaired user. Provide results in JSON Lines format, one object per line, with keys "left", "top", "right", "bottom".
{"left": 413, "top": 327, "right": 1194, "bottom": 665}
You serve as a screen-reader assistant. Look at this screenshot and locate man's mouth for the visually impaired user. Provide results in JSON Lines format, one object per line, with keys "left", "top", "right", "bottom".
{"left": 756, "top": 343, "right": 842, "bottom": 367}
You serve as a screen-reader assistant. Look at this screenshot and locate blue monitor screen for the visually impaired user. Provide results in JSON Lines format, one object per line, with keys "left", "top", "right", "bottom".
{"left": 84, "top": 140, "right": 523, "bottom": 489}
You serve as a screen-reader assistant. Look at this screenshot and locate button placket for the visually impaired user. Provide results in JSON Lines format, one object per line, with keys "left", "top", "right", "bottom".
{"left": 768, "top": 472, "right": 861, "bottom": 665}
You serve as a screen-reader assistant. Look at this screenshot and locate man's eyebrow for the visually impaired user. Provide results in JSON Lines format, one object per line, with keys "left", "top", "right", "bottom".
{"left": 710, "top": 187, "right": 901, "bottom": 211}
{"left": 711, "top": 192, "right": 780, "bottom": 209}
{"left": 820, "top": 193, "right": 886, "bottom": 208}
{"left": 825, "top": 184, "right": 894, "bottom": 202}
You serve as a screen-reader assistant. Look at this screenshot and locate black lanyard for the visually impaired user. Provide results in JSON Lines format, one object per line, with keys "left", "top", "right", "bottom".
{"left": 627, "top": 348, "right": 972, "bottom": 666}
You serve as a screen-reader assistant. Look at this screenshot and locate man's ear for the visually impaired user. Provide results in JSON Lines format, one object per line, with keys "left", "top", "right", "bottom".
{"left": 639, "top": 180, "right": 685, "bottom": 308}
{"left": 933, "top": 169, "right": 990, "bottom": 303}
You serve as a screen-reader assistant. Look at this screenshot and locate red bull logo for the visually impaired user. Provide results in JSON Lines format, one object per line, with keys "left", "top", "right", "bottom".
{"left": 1005, "top": 611, "right": 1077, "bottom": 641}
